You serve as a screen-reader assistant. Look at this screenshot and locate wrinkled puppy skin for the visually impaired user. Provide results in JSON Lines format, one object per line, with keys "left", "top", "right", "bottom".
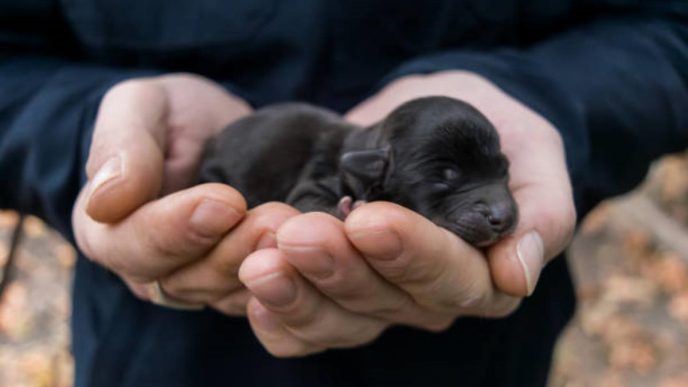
{"left": 199, "top": 96, "right": 517, "bottom": 247}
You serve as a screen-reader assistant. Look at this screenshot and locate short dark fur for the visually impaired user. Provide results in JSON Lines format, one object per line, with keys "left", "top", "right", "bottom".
{"left": 200, "top": 96, "right": 517, "bottom": 246}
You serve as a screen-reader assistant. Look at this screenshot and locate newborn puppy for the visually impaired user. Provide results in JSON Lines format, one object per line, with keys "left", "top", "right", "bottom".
{"left": 200, "top": 96, "right": 517, "bottom": 246}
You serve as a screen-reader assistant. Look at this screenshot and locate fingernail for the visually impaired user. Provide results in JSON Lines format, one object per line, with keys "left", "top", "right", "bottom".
{"left": 348, "top": 229, "right": 402, "bottom": 261}
{"left": 190, "top": 199, "right": 241, "bottom": 237}
{"left": 247, "top": 273, "right": 297, "bottom": 308}
{"left": 516, "top": 231, "right": 544, "bottom": 296}
{"left": 279, "top": 245, "right": 334, "bottom": 279}
{"left": 89, "top": 155, "right": 123, "bottom": 200}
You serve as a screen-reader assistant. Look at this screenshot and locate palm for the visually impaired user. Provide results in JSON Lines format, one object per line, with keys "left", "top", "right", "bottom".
{"left": 346, "top": 71, "right": 575, "bottom": 296}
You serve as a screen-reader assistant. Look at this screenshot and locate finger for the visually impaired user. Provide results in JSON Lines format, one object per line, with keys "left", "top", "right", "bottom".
{"left": 160, "top": 203, "right": 299, "bottom": 305}
{"left": 206, "top": 288, "right": 252, "bottom": 317}
{"left": 210, "top": 289, "right": 252, "bottom": 317}
{"left": 85, "top": 78, "right": 169, "bottom": 223}
{"left": 277, "top": 212, "right": 451, "bottom": 330}
{"left": 239, "top": 249, "right": 387, "bottom": 352}
{"left": 246, "top": 298, "right": 325, "bottom": 357}
{"left": 73, "top": 182, "right": 246, "bottom": 283}
{"left": 346, "top": 202, "right": 520, "bottom": 317}
{"left": 155, "top": 73, "right": 252, "bottom": 194}
{"left": 487, "top": 126, "right": 576, "bottom": 297}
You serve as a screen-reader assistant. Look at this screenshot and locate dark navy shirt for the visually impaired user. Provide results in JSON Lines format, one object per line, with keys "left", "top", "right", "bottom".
{"left": 1, "top": 1, "right": 687, "bottom": 386}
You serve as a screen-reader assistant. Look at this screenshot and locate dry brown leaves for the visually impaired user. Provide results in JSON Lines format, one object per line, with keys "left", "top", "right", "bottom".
{"left": 551, "top": 152, "right": 688, "bottom": 387}
{"left": 0, "top": 213, "right": 74, "bottom": 387}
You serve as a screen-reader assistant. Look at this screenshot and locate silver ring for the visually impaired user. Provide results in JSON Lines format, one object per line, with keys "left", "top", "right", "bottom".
{"left": 147, "top": 280, "right": 205, "bottom": 311}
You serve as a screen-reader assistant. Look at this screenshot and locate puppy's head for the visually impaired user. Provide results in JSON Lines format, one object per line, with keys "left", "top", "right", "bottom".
{"left": 341, "top": 96, "right": 518, "bottom": 247}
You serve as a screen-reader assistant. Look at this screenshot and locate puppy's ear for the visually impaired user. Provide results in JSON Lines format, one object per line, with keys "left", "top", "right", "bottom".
{"left": 340, "top": 147, "right": 390, "bottom": 186}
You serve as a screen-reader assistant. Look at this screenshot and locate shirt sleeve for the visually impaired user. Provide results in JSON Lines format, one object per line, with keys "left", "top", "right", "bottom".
{"left": 0, "top": 56, "right": 156, "bottom": 239}
{"left": 382, "top": 6, "right": 688, "bottom": 214}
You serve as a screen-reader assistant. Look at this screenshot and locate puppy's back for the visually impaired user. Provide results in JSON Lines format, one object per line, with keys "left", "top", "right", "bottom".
{"left": 199, "top": 103, "right": 350, "bottom": 207}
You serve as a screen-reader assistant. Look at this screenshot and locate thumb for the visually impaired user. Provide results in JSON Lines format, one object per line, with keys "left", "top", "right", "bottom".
{"left": 84, "top": 79, "right": 168, "bottom": 223}
{"left": 487, "top": 180, "right": 576, "bottom": 297}
{"left": 73, "top": 182, "right": 247, "bottom": 283}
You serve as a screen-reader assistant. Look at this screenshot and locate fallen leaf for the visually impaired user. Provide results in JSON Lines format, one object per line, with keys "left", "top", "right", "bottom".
{"left": 22, "top": 216, "right": 46, "bottom": 238}
{"left": 21, "top": 350, "right": 53, "bottom": 387}
{"left": 668, "top": 292, "right": 688, "bottom": 323}
{"left": 660, "top": 373, "right": 688, "bottom": 387}
{"left": 644, "top": 252, "right": 688, "bottom": 294}
{"left": 55, "top": 243, "right": 76, "bottom": 268}
{"left": 623, "top": 229, "right": 653, "bottom": 259}
{"left": 0, "top": 282, "right": 33, "bottom": 340}
{"left": 0, "top": 243, "right": 8, "bottom": 267}
{"left": 607, "top": 338, "right": 657, "bottom": 373}
{"left": 581, "top": 203, "right": 612, "bottom": 236}
{"left": 0, "top": 211, "right": 19, "bottom": 228}
{"left": 601, "top": 275, "right": 658, "bottom": 307}
{"left": 597, "top": 372, "right": 624, "bottom": 387}
{"left": 599, "top": 316, "right": 644, "bottom": 344}
{"left": 579, "top": 303, "right": 618, "bottom": 337}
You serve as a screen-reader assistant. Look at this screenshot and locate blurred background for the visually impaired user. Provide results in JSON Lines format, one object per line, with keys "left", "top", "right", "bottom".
{"left": 1, "top": 151, "right": 687, "bottom": 387}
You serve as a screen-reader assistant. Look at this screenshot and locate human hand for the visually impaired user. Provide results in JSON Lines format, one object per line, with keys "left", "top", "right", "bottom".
{"left": 72, "top": 74, "right": 297, "bottom": 314}
{"left": 237, "top": 71, "right": 576, "bottom": 355}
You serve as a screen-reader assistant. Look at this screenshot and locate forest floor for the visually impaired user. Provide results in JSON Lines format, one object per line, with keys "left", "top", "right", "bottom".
{"left": 1, "top": 151, "right": 687, "bottom": 387}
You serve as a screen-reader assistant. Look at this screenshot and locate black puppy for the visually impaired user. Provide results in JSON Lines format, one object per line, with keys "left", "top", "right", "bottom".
{"left": 200, "top": 96, "right": 517, "bottom": 246}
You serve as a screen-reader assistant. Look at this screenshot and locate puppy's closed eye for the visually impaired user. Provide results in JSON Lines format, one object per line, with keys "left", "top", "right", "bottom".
{"left": 442, "top": 167, "right": 461, "bottom": 181}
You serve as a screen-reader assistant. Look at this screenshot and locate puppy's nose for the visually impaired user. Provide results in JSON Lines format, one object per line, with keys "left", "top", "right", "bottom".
{"left": 486, "top": 206, "right": 515, "bottom": 234}
{"left": 472, "top": 201, "right": 516, "bottom": 234}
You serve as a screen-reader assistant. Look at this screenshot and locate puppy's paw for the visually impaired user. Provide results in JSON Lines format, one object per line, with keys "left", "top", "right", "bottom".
{"left": 335, "top": 196, "right": 353, "bottom": 219}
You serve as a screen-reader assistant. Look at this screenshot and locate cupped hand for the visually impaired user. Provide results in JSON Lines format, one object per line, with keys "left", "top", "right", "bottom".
{"left": 72, "top": 74, "right": 297, "bottom": 315}
{"left": 238, "top": 71, "right": 576, "bottom": 356}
